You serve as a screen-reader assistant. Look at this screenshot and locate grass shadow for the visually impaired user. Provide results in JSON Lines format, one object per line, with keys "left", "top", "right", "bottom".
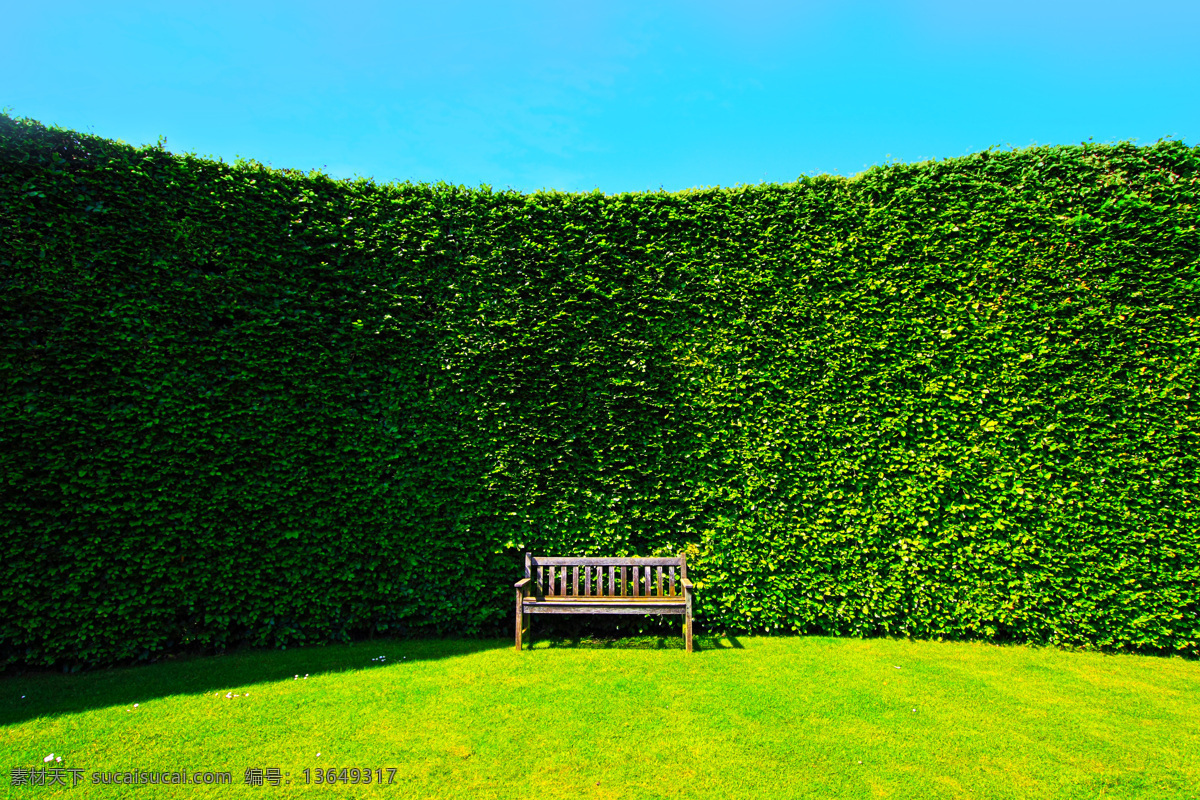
{"left": 0, "top": 634, "right": 508, "bottom": 728}
{"left": 532, "top": 634, "right": 686, "bottom": 650}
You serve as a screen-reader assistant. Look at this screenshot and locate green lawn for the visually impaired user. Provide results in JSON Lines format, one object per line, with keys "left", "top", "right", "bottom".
{"left": 2, "top": 634, "right": 1197, "bottom": 799}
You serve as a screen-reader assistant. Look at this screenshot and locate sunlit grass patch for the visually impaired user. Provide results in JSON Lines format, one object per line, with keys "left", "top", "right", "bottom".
{"left": 3, "top": 635, "right": 1197, "bottom": 799}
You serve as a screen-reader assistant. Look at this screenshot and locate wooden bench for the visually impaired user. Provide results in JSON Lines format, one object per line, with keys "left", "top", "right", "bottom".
{"left": 514, "top": 554, "right": 694, "bottom": 652}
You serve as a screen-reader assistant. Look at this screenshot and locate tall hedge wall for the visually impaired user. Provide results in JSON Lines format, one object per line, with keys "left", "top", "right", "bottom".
{"left": 2, "top": 112, "right": 1197, "bottom": 672}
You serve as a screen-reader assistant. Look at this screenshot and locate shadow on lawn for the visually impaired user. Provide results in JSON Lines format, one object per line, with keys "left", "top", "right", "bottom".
{"left": 0, "top": 630, "right": 748, "bottom": 726}
{"left": 0, "top": 630, "right": 743, "bottom": 727}
{"left": 531, "top": 633, "right": 744, "bottom": 650}
{"left": 0, "top": 635, "right": 507, "bottom": 728}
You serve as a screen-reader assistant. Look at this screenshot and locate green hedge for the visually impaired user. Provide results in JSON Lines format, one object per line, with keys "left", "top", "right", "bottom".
{"left": 2, "top": 112, "right": 1196, "bottom": 672}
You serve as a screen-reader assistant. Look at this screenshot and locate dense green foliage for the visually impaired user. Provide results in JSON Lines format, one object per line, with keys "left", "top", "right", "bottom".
{"left": 2, "top": 112, "right": 1197, "bottom": 672}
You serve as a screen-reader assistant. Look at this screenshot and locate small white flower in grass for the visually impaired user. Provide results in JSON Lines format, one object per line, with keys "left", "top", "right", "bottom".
{"left": 134, "top": 704, "right": 139, "bottom": 708}
{"left": 57, "top": 757, "right": 62, "bottom": 762}
{"left": 44, "top": 754, "right": 54, "bottom": 762}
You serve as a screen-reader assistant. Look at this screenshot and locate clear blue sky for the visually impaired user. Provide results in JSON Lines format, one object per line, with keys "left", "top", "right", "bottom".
{"left": 4, "top": 0, "right": 1197, "bottom": 196}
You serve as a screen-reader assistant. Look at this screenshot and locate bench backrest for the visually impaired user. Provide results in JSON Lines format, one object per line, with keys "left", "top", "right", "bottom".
{"left": 526, "top": 555, "right": 687, "bottom": 600}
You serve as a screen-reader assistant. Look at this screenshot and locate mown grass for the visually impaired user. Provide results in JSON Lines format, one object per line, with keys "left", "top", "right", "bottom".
{"left": 2, "top": 633, "right": 1197, "bottom": 799}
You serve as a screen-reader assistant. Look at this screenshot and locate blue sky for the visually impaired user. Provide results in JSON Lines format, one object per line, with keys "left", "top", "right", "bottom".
{"left": 4, "top": 0, "right": 1197, "bottom": 196}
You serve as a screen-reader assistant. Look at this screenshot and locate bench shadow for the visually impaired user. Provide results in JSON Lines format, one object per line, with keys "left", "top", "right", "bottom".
{"left": 530, "top": 633, "right": 744, "bottom": 651}
{"left": 533, "top": 635, "right": 684, "bottom": 650}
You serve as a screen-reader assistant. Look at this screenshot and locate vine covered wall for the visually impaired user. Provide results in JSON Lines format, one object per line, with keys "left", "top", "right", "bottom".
{"left": 2, "top": 113, "right": 1197, "bottom": 671}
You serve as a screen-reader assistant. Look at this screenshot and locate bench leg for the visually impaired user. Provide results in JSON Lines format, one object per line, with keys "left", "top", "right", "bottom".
{"left": 515, "top": 591, "right": 524, "bottom": 651}
{"left": 684, "top": 599, "right": 693, "bottom": 653}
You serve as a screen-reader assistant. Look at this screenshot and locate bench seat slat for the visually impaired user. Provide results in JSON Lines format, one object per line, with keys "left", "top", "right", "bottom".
{"left": 524, "top": 605, "right": 686, "bottom": 615}
{"left": 524, "top": 598, "right": 686, "bottom": 617}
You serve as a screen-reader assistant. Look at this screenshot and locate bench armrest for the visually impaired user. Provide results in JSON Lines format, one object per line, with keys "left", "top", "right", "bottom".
{"left": 680, "top": 578, "right": 694, "bottom": 592}
{"left": 514, "top": 577, "right": 532, "bottom": 590}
